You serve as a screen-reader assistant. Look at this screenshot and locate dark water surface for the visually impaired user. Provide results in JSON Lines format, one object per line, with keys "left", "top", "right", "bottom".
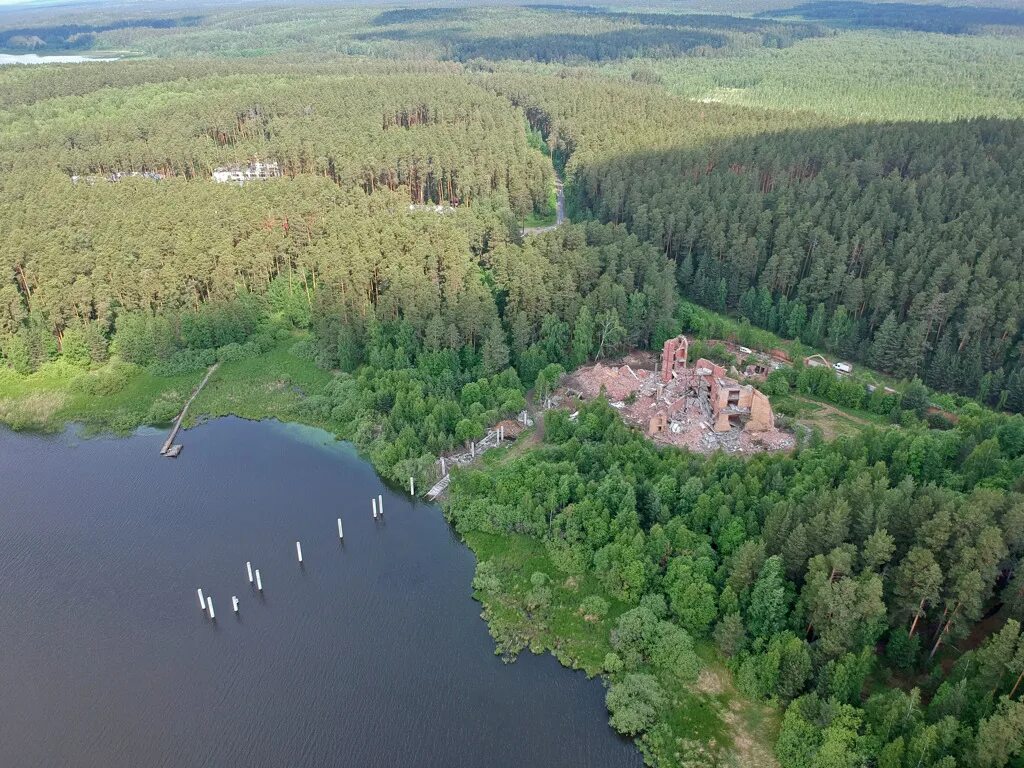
{"left": 0, "top": 418, "right": 641, "bottom": 768}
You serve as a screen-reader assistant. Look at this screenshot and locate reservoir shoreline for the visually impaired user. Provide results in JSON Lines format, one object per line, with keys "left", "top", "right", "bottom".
{"left": 0, "top": 417, "right": 641, "bottom": 768}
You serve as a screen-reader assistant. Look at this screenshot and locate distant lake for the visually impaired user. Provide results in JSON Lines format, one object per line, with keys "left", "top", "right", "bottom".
{"left": 0, "top": 53, "right": 120, "bottom": 65}
{"left": 0, "top": 418, "right": 641, "bottom": 768}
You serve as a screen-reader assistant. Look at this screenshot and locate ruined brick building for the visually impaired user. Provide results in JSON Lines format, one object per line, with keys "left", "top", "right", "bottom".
{"left": 566, "top": 335, "right": 789, "bottom": 454}
{"left": 655, "top": 335, "right": 775, "bottom": 434}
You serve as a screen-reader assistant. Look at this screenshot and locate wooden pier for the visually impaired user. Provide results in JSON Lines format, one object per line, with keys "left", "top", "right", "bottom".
{"left": 160, "top": 363, "right": 219, "bottom": 457}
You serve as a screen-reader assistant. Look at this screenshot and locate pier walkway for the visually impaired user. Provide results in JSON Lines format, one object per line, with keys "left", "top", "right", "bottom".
{"left": 160, "top": 363, "right": 219, "bottom": 457}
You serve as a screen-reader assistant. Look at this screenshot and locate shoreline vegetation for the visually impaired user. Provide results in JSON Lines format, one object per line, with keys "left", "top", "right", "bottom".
{"left": 2, "top": 299, "right": 1023, "bottom": 765}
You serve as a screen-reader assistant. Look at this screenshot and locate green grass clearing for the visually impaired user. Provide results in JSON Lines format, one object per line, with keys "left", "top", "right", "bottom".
{"left": 189, "top": 339, "right": 333, "bottom": 426}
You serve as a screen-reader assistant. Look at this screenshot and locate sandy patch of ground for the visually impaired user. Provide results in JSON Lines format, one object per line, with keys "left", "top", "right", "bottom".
{"left": 695, "top": 668, "right": 725, "bottom": 695}
{"left": 721, "top": 707, "right": 779, "bottom": 768}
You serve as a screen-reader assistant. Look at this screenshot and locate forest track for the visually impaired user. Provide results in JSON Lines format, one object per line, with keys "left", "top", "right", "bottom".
{"left": 522, "top": 172, "right": 566, "bottom": 237}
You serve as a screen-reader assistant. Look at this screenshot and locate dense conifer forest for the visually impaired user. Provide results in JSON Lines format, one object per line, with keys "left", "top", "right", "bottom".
{"left": 485, "top": 72, "right": 1024, "bottom": 409}
{"left": 2, "top": 1, "right": 1024, "bottom": 765}
{"left": 448, "top": 398, "right": 1024, "bottom": 766}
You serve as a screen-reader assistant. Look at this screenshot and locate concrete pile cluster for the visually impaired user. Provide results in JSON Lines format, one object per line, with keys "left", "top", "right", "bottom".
{"left": 566, "top": 336, "right": 795, "bottom": 454}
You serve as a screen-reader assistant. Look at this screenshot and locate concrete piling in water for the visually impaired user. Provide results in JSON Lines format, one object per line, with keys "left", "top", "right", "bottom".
{"left": 246, "top": 561, "right": 253, "bottom": 584}
{"left": 296, "top": 541, "right": 303, "bottom": 563}
{"left": 378, "top": 494, "right": 383, "bottom": 516}
{"left": 197, "top": 588, "right": 206, "bottom": 610}
{"left": 337, "top": 517, "right": 344, "bottom": 539}
{"left": 207, "top": 597, "right": 215, "bottom": 620}
{"left": 255, "top": 569, "right": 263, "bottom": 591}
{"left": 232, "top": 596, "right": 239, "bottom": 613}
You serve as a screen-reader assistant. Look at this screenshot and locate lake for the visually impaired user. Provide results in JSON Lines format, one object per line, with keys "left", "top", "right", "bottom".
{"left": 0, "top": 53, "right": 121, "bottom": 65}
{"left": 0, "top": 417, "right": 641, "bottom": 768}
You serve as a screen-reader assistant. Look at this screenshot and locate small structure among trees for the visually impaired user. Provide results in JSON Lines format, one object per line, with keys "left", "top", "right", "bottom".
{"left": 212, "top": 160, "right": 282, "bottom": 184}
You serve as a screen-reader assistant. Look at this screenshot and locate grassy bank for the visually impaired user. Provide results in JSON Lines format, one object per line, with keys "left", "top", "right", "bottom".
{"left": 188, "top": 343, "right": 333, "bottom": 426}
{"left": 0, "top": 335, "right": 331, "bottom": 436}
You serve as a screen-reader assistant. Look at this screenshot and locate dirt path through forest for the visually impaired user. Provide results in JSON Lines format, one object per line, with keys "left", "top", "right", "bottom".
{"left": 522, "top": 170, "right": 566, "bottom": 236}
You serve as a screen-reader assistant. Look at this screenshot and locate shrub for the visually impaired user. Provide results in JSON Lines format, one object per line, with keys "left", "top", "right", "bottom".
{"left": 606, "top": 674, "right": 666, "bottom": 735}
{"left": 762, "top": 370, "right": 791, "bottom": 397}
{"left": 252, "top": 332, "right": 277, "bottom": 352}
{"left": 900, "top": 378, "right": 930, "bottom": 415}
{"left": 149, "top": 348, "right": 216, "bottom": 377}
{"left": 603, "top": 652, "right": 624, "bottom": 674}
{"left": 216, "top": 342, "right": 247, "bottom": 362}
{"left": 579, "top": 594, "right": 610, "bottom": 620}
{"left": 71, "top": 360, "right": 141, "bottom": 396}
{"left": 290, "top": 339, "right": 317, "bottom": 361}
{"left": 108, "top": 407, "right": 145, "bottom": 434}
{"left": 526, "top": 584, "right": 552, "bottom": 612}
{"left": 146, "top": 394, "right": 182, "bottom": 425}
{"left": 471, "top": 560, "right": 501, "bottom": 593}
{"left": 60, "top": 326, "right": 92, "bottom": 368}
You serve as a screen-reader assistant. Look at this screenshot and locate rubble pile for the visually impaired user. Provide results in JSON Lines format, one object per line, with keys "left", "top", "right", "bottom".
{"left": 564, "top": 336, "right": 795, "bottom": 455}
